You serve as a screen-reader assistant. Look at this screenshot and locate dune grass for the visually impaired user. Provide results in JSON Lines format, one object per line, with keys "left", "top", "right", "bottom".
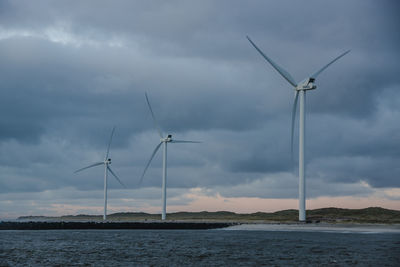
{"left": 17, "top": 207, "right": 400, "bottom": 224}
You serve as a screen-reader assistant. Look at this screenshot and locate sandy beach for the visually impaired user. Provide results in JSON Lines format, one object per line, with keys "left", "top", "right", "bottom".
{"left": 224, "top": 223, "right": 400, "bottom": 233}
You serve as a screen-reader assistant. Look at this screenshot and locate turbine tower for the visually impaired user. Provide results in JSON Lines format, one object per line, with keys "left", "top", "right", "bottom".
{"left": 247, "top": 36, "right": 349, "bottom": 221}
{"left": 140, "top": 93, "right": 201, "bottom": 220}
{"left": 74, "top": 126, "right": 126, "bottom": 221}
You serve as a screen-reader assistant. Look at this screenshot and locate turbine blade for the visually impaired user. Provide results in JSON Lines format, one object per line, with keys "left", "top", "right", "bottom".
{"left": 107, "top": 166, "right": 126, "bottom": 188}
{"left": 145, "top": 92, "right": 163, "bottom": 138}
{"left": 291, "top": 91, "right": 299, "bottom": 162}
{"left": 311, "top": 50, "right": 351, "bottom": 79}
{"left": 105, "top": 126, "right": 116, "bottom": 160}
{"left": 247, "top": 36, "right": 297, "bottom": 87}
{"left": 139, "top": 142, "right": 163, "bottom": 185}
{"left": 74, "top": 162, "right": 104, "bottom": 173}
{"left": 171, "top": 140, "right": 202, "bottom": 143}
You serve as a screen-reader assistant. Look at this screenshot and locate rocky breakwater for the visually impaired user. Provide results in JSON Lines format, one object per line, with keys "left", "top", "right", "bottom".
{"left": 0, "top": 221, "right": 239, "bottom": 230}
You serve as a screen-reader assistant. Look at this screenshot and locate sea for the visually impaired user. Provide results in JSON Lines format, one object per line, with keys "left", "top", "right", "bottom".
{"left": 1, "top": 224, "right": 399, "bottom": 266}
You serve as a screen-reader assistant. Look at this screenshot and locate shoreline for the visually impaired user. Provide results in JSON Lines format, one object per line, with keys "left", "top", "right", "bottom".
{"left": 224, "top": 222, "right": 400, "bottom": 233}
{"left": 1, "top": 220, "right": 400, "bottom": 232}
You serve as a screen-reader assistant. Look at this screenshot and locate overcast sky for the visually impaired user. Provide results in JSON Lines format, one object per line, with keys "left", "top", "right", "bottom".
{"left": 1, "top": 0, "right": 399, "bottom": 218}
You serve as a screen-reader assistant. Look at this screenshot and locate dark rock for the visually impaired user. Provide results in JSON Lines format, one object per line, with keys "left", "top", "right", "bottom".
{"left": 0, "top": 221, "right": 238, "bottom": 230}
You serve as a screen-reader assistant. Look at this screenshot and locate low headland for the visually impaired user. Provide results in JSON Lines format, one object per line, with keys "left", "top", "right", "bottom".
{"left": 15, "top": 207, "right": 400, "bottom": 223}
{"left": 2, "top": 207, "right": 399, "bottom": 230}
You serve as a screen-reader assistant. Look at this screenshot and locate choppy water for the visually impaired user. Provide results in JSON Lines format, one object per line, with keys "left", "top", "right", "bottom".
{"left": 1, "top": 228, "right": 399, "bottom": 266}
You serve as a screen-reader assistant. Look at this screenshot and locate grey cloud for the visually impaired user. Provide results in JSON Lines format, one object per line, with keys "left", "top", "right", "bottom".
{"left": 0, "top": 0, "right": 399, "bottom": 217}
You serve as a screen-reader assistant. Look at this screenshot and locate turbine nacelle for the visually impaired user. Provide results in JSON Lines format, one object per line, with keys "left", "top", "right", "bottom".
{"left": 296, "top": 77, "right": 316, "bottom": 91}
{"left": 161, "top": 134, "right": 172, "bottom": 142}
{"left": 105, "top": 158, "right": 111, "bottom": 164}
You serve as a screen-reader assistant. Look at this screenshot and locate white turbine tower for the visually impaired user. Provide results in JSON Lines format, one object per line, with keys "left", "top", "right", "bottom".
{"left": 74, "top": 126, "right": 126, "bottom": 221}
{"left": 247, "top": 36, "right": 350, "bottom": 221}
{"left": 140, "top": 93, "right": 201, "bottom": 221}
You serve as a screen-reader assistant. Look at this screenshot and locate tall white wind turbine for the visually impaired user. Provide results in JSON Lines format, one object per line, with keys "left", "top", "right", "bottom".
{"left": 247, "top": 36, "right": 350, "bottom": 221}
{"left": 74, "top": 126, "right": 126, "bottom": 221}
{"left": 140, "top": 93, "right": 201, "bottom": 220}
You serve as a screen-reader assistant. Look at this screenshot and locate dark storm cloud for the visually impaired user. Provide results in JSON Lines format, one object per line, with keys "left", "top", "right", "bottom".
{"left": 0, "top": 0, "right": 399, "bottom": 206}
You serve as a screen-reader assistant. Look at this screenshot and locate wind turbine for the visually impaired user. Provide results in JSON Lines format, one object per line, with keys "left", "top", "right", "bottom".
{"left": 247, "top": 36, "right": 350, "bottom": 221}
{"left": 74, "top": 126, "right": 126, "bottom": 221}
{"left": 140, "top": 92, "right": 201, "bottom": 220}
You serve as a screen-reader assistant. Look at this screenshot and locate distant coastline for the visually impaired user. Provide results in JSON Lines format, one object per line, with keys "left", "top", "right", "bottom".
{"left": 13, "top": 207, "right": 400, "bottom": 224}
